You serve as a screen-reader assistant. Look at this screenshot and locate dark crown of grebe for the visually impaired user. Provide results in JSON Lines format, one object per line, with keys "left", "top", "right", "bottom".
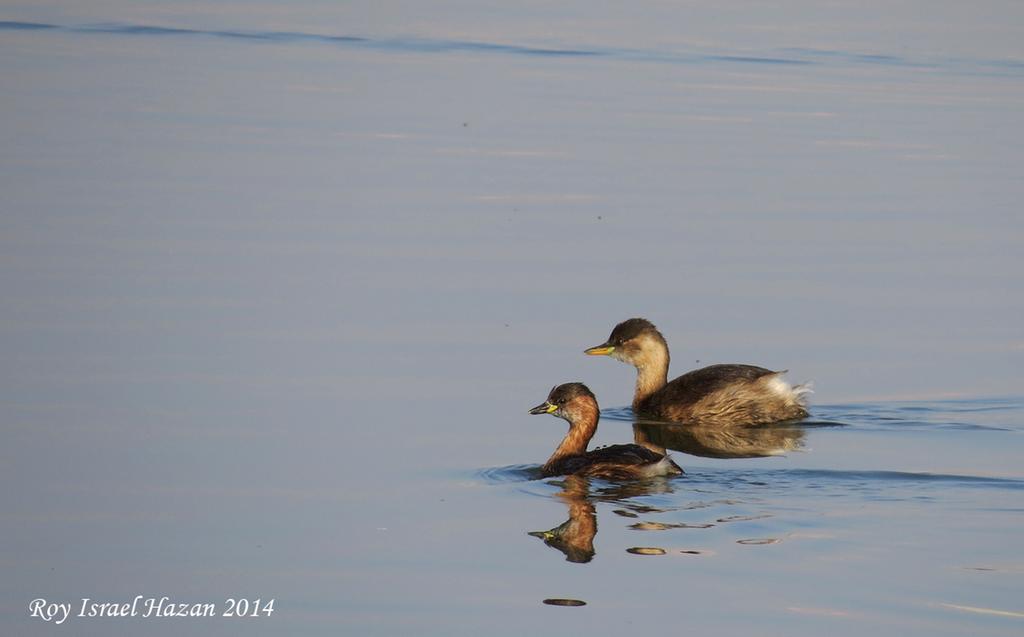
{"left": 528, "top": 382, "right": 596, "bottom": 419}
{"left": 607, "top": 318, "right": 660, "bottom": 343}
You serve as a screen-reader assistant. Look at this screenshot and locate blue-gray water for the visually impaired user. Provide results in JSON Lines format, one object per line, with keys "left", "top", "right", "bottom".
{"left": 2, "top": 2, "right": 1022, "bottom": 635}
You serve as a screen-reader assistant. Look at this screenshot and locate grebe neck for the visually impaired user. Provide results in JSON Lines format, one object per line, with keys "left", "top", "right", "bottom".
{"left": 542, "top": 408, "right": 599, "bottom": 473}
{"left": 633, "top": 344, "right": 669, "bottom": 409}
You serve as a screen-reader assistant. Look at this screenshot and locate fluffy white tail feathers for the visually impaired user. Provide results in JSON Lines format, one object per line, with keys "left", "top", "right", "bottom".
{"left": 767, "top": 374, "right": 813, "bottom": 408}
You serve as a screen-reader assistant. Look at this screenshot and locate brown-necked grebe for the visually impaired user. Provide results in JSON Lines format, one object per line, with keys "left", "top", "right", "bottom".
{"left": 528, "top": 382, "right": 683, "bottom": 479}
{"left": 585, "top": 318, "right": 810, "bottom": 426}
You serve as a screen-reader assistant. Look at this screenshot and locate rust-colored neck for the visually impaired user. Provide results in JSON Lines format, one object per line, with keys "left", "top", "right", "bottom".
{"left": 543, "top": 402, "right": 599, "bottom": 473}
{"left": 551, "top": 475, "right": 597, "bottom": 562}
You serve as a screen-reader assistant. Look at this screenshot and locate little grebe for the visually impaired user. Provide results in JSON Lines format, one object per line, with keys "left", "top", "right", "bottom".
{"left": 528, "top": 382, "right": 683, "bottom": 479}
{"left": 585, "top": 318, "right": 810, "bottom": 426}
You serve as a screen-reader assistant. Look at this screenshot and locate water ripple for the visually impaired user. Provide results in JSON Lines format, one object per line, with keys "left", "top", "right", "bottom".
{"left": 815, "top": 398, "right": 1022, "bottom": 432}
{"left": 0, "top": 20, "right": 56, "bottom": 30}
{"left": 3, "top": 20, "right": 1023, "bottom": 77}
{"left": 779, "top": 468, "right": 1024, "bottom": 488}
{"left": 475, "top": 464, "right": 541, "bottom": 484}
{"left": 602, "top": 398, "right": 1022, "bottom": 432}
{"left": 695, "top": 467, "right": 1024, "bottom": 493}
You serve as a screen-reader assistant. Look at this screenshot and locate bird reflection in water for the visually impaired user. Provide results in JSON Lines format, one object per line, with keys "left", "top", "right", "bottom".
{"left": 528, "top": 475, "right": 596, "bottom": 563}
{"left": 527, "top": 475, "right": 678, "bottom": 563}
{"left": 631, "top": 418, "right": 805, "bottom": 459}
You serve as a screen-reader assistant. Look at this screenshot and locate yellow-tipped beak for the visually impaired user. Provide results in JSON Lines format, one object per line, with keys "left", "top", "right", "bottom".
{"left": 584, "top": 345, "right": 615, "bottom": 356}
{"left": 529, "top": 401, "right": 559, "bottom": 415}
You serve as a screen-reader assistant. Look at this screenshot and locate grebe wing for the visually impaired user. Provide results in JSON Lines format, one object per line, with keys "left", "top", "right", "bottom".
{"left": 660, "top": 364, "right": 778, "bottom": 402}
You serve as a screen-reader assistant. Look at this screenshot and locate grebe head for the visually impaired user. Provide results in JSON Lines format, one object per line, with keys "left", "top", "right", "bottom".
{"left": 528, "top": 382, "right": 598, "bottom": 424}
{"left": 584, "top": 318, "right": 668, "bottom": 368}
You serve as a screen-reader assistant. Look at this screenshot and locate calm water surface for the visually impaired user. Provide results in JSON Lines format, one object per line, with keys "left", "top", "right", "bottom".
{"left": 2, "top": 2, "right": 1023, "bottom": 635}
